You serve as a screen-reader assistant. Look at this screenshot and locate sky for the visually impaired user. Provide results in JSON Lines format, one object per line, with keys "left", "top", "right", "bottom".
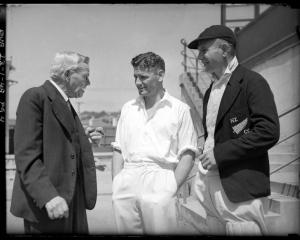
{"left": 6, "top": 4, "right": 221, "bottom": 119}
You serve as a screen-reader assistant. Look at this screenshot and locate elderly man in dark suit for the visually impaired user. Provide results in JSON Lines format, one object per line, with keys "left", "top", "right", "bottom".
{"left": 10, "top": 51, "right": 103, "bottom": 234}
{"left": 188, "top": 25, "right": 280, "bottom": 235}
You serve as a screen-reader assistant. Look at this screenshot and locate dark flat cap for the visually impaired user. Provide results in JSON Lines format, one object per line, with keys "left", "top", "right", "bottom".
{"left": 188, "top": 25, "right": 236, "bottom": 49}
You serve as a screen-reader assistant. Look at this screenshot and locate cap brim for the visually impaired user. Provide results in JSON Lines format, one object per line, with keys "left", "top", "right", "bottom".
{"left": 187, "top": 39, "right": 200, "bottom": 49}
{"left": 188, "top": 37, "right": 214, "bottom": 49}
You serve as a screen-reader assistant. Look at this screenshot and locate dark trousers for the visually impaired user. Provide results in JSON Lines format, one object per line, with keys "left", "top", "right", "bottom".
{"left": 24, "top": 174, "right": 88, "bottom": 234}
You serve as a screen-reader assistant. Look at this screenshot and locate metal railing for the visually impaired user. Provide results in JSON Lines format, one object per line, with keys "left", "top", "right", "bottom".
{"left": 180, "top": 38, "right": 206, "bottom": 121}
{"left": 269, "top": 104, "right": 300, "bottom": 175}
{"left": 180, "top": 39, "right": 201, "bottom": 84}
{"left": 186, "top": 72, "right": 204, "bottom": 100}
{"left": 270, "top": 157, "right": 300, "bottom": 175}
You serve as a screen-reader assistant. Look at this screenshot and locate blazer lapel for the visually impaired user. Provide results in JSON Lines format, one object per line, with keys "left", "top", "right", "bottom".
{"left": 203, "top": 82, "right": 213, "bottom": 138}
{"left": 42, "top": 80, "right": 75, "bottom": 138}
{"left": 215, "top": 65, "right": 245, "bottom": 128}
{"left": 52, "top": 98, "right": 76, "bottom": 136}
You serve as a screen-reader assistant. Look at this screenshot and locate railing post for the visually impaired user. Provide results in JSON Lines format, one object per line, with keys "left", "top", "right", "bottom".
{"left": 195, "top": 58, "right": 199, "bottom": 84}
{"left": 184, "top": 44, "right": 187, "bottom": 72}
{"left": 181, "top": 39, "right": 187, "bottom": 72}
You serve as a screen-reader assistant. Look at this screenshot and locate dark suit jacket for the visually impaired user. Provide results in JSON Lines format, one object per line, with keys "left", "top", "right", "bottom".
{"left": 10, "top": 80, "right": 97, "bottom": 223}
{"left": 203, "top": 65, "right": 280, "bottom": 203}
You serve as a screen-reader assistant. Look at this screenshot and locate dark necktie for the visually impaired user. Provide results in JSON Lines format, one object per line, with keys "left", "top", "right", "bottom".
{"left": 67, "top": 99, "right": 76, "bottom": 120}
{"left": 67, "top": 99, "right": 72, "bottom": 112}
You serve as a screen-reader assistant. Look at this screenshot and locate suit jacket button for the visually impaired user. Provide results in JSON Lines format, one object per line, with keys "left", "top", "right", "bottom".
{"left": 72, "top": 170, "right": 75, "bottom": 176}
{"left": 71, "top": 154, "right": 75, "bottom": 159}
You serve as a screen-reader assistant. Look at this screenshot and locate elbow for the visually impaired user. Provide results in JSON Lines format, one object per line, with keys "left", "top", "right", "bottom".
{"left": 267, "top": 121, "right": 280, "bottom": 147}
{"left": 273, "top": 119, "right": 280, "bottom": 143}
{"left": 274, "top": 126, "right": 280, "bottom": 144}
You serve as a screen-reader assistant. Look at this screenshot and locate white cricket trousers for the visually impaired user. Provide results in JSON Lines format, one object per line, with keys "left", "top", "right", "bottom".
{"left": 194, "top": 170, "right": 268, "bottom": 236}
{"left": 112, "top": 161, "right": 179, "bottom": 235}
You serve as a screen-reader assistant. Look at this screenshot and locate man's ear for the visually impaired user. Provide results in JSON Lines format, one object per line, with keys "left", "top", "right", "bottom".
{"left": 158, "top": 70, "right": 165, "bottom": 82}
{"left": 64, "top": 70, "right": 71, "bottom": 79}
{"left": 220, "top": 43, "right": 231, "bottom": 57}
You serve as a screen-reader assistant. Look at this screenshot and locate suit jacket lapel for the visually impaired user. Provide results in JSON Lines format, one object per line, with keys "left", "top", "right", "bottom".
{"left": 215, "top": 65, "right": 245, "bottom": 129}
{"left": 42, "top": 80, "right": 75, "bottom": 138}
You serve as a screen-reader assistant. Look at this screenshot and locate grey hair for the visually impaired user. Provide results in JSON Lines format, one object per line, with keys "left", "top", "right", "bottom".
{"left": 215, "top": 38, "right": 236, "bottom": 57}
{"left": 50, "top": 51, "right": 89, "bottom": 82}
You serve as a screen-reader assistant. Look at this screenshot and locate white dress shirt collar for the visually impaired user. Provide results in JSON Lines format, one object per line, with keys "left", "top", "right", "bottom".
{"left": 212, "top": 56, "right": 239, "bottom": 87}
{"left": 49, "top": 79, "right": 69, "bottom": 102}
{"left": 136, "top": 89, "right": 171, "bottom": 109}
{"left": 225, "top": 55, "right": 239, "bottom": 75}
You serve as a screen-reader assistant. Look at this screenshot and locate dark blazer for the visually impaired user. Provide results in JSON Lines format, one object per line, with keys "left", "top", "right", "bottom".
{"left": 10, "top": 80, "right": 97, "bottom": 223}
{"left": 203, "top": 65, "right": 280, "bottom": 203}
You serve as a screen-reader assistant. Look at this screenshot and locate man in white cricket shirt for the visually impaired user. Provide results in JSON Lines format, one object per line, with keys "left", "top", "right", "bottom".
{"left": 111, "top": 52, "right": 198, "bottom": 235}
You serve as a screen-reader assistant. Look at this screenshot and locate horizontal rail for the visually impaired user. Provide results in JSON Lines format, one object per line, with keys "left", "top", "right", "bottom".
{"left": 240, "top": 31, "right": 299, "bottom": 67}
{"left": 270, "top": 130, "right": 300, "bottom": 176}
{"left": 225, "top": 18, "right": 255, "bottom": 23}
{"left": 276, "top": 131, "right": 299, "bottom": 146}
{"left": 270, "top": 156, "right": 300, "bottom": 175}
{"left": 278, "top": 104, "right": 300, "bottom": 118}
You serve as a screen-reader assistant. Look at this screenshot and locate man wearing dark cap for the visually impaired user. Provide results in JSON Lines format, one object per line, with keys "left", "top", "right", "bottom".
{"left": 188, "top": 25, "right": 280, "bottom": 235}
{"left": 111, "top": 52, "right": 198, "bottom": 234}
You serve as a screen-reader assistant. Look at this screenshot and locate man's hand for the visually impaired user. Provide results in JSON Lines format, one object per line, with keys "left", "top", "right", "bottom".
{"left": 45, "top": 196, "right": 69, "bottom": 220}
{"left": 199, "top": 149, "right": 217, "bottom": 170}
{"left": 85, "top": 126, "right": 104, "bottom": 145}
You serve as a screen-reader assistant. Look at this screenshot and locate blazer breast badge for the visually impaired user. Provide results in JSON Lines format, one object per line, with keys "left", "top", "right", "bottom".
{"left": 232, "top": 117, "right": 248, "bottom": 135}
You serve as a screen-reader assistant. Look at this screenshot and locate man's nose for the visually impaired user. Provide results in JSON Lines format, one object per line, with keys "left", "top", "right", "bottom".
{"left": 135, "top": 78, "right": 142, "bottom": 85}
{"left": 86, "top": 77, "right": 90, "bottom": 86}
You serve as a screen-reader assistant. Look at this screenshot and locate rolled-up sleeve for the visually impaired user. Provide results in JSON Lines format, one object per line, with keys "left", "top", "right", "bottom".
{"left": 111, "top": 109, "right": 123, "bottom": 152}
{"left": 177, "top": 106, "right": 199, "bottom": 158}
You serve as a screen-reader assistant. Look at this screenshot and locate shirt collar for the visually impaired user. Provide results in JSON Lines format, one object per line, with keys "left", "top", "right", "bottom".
{"left": 212, "top": 56, "right": 239, "bottom": 86}
{"left": 49, "top": 79, "right": 69, "bottom": 102}
{"left": 136, "top": 89, "right": 171, "bottom": 108}
{"left": 224, "top": 55, "right": 239, "bottom": 75}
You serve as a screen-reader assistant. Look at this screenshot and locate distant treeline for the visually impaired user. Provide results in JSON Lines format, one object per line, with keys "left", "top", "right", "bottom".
{"left": 80, "top": 110, "right": 120, "bottom": 120}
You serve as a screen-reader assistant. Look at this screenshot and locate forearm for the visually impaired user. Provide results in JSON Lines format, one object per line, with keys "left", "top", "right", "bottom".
{"left": 174, "top": 150, "right": 195, "bottom": 189}
{"left": 112, "top": 149, "right": 124, "bottom": 180}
